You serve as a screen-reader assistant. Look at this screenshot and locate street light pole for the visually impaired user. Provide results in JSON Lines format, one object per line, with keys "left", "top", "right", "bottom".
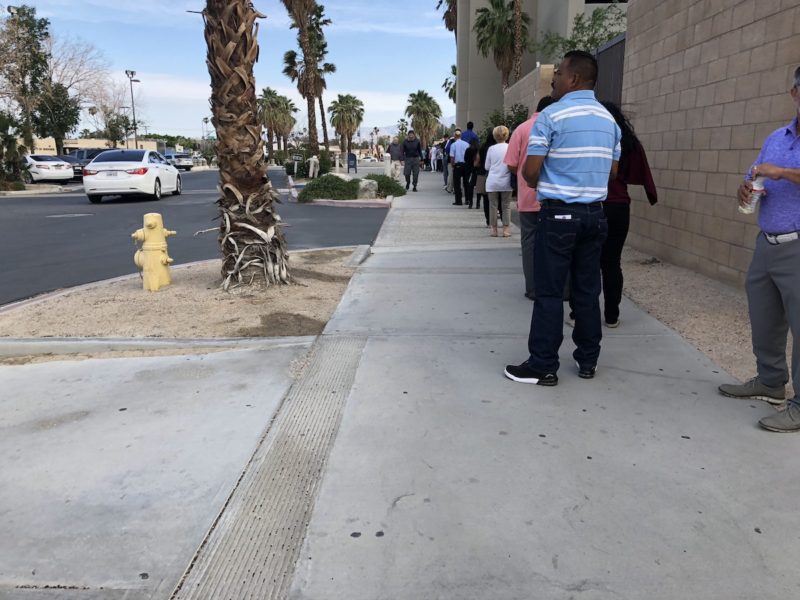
{"left": 125, "top": 70, "right": 140, "bottom": 149}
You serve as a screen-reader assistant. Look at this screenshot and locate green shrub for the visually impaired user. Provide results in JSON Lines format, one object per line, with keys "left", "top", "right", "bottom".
{"left": 480, "top": 104, "right": 530, "bottom": 143}
{"left": 365, "top": 174, "right": 406, "bottom": 198}
{"left": 284, "top": 159, "right": 309, "bottom": 178}
{"left": 272, "top": 149, "right": 288, "bottom": 164}
{"left": 318, "top": 150, "right": 332, "bottom": 175}
{"left": 297, "top": 174, "right": 360, "bottom": 202}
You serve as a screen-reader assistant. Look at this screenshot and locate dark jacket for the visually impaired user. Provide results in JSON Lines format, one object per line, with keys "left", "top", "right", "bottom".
{"left": 402, "top": 138, "right": 423, "bottom": 160}
{"left": 605, "top": 141, "right": 658, "bottom": 206}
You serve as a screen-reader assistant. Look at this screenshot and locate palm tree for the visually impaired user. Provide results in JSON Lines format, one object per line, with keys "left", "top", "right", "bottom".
{"left": 512, "top": 0, "right": 523, "bottom": 83}
{"left": 308, "top": 5, "right": 335, "bottom": 151}
{"left": 405, "top": 90, "right": 442, "bottom": 149}
{"left": 203, "top": 0, "right": 288, "bottom": 289}
{"left": 473, "top": 0, "right": 531, "bottom": 89}
{"left": 436, "top": 0, "right": 457, "bottom": 39}
{"left": 258, "top": 86, "right": 281, "bottom": 157}
{"left": 442, "top": 64, "right": 456, "bottom": 103}
{"left": 280, "top": 0, "right": 320, "bottom": 150}
{"left": 327, "top": 94, "right": 364, "bottom": 156}
{"left": 275, "top": 95, "right": 298, "bottom": 151}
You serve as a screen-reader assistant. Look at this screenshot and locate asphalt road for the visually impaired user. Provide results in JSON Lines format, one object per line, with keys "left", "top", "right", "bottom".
{"left": 0, "top": 169, "right": 388, "bottom": 306}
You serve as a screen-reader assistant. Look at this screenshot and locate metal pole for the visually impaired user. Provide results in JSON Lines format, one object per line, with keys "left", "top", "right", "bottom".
{"left": 129, "top": 77, "right": 138, "bottom": 149}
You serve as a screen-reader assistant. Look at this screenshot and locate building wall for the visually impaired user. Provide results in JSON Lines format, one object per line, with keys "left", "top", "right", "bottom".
{"left": 31, "top": 137, "right": 158, "bottom": 155}
{"left": 503, "top": 64, "right": 554, "bottom": 113}
{"left": 622, "top": 0, "right": 800, "bottom": 286}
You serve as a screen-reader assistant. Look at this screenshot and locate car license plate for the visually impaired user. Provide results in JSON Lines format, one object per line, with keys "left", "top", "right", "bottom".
{"left": 105, "top": 171, "right": 118, "bottom": 177}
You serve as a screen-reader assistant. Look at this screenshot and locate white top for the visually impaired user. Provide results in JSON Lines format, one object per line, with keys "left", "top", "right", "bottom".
{"left": 485, "top": 143, "right": 511, "bottom": 192}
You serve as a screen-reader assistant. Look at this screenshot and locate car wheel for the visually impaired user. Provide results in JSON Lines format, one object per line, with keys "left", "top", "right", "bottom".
{"left": 172, "top": 175, "right": 182, "bottom": 196}
{"left": 87, "top": 195, "right": 102, "bottom": 204}
{"left": 152, "top": 179, "right": 162, "bottom": 201}
{"left": 22, "top": 171, "right": 33, "bottom": 184}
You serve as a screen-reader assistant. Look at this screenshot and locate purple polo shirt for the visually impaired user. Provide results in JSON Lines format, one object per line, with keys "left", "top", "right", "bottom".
{"left": 747, "top": 117, "right": 800, "bottom": 234}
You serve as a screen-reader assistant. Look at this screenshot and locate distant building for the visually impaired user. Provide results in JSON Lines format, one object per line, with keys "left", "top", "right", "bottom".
{"left": 455, "top": 0, "right": 627, "bottom": 127}
{"left": 29, "top": 137, "right": 158, "bottom": 155}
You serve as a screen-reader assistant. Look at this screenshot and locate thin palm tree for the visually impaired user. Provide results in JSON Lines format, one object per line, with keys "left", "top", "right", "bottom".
{"left": 513, "top": 0, "right": 523, "bottom": 83}
{"left": 442, "top": 64, "right": 456, "bottom": 103}
{"left": 327, "top": 94, "right": 364, "bottom": 156}
{"left": 473, "top": 0, "right": 531, "bottom": 89}
{"left": 275, "top": 95, "right": 298, "bottom": 151}
{"left": 203, "top": 0, "right": 288, "bottom": 289}
{"left": 280, "top": 0, "right": 320, "bottom": 150}
{"left": 308, "top": 4, "right": 335, "bottom": 151}
{"left": 258, "top": 86, "right": 281, "bottom": 157}
{"left": 405, "top": 90, "right": 442, "bottom": 149}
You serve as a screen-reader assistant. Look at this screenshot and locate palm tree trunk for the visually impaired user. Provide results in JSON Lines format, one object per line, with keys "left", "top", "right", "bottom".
{"left": 267, "top": 128, "right": 275, "bottom": 161}
{"left": 513, "top": 0, "right": 523, "bottom": 84}
{"left": 204, "top": 0, "right": 289, "bottom": 289}
{"left": 318, "top": 95, "right": 329, "bottom": 150}
{"left": 298, "top": 28, "right": 319, "bottom": 150}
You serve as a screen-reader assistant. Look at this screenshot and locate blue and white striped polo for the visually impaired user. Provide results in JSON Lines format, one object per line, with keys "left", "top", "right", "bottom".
{"left": 527, "top": 90, "right": 621, "bottom": 204}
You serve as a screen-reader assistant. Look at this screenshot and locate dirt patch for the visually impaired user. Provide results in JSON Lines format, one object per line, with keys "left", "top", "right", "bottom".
{"left": 622, "top": 246, "right": 793, "bottom": 395}
{"left": 0, "top": 248, "right": 355, "bottom": 340}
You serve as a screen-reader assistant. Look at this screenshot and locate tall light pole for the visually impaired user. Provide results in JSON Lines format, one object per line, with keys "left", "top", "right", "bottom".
{"left": 125, "top": 70, "right": 140, "bottom": 149}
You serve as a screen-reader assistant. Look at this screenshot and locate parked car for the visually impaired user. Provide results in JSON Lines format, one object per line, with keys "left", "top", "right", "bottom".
{"left": 66, "top": 148, "right": 107, "bottom": 178}
{"left": 164, "top": 152, "right": 194, "bottom": 171}
{"left": 22, "top": 155, "right": 74, "bottom": 184}
{"left": 82, "top": 149, "right": 182, "bottom": 204}
{"left": 360, "top": 156, "right": 377, "bottom": 163}
{"left": 57, "top": 155, "right": 83, "bottom": 180}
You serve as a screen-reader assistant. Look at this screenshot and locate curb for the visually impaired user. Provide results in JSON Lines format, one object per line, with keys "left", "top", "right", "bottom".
{"left": 310, "top": 198, "right": 391, "bottom": 208}
{"left": 0, "top": 245, "right": 363, "bottom": 314}
{"left": 0, "top": 184, "right": 81, "bottom": 197}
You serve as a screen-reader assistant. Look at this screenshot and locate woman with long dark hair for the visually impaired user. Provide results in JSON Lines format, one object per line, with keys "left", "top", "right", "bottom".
{"left": 600, "top": 101, "right": 658, "bottom": 327}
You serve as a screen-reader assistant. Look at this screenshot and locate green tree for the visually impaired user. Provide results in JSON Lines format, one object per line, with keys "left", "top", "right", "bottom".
{"left": 281, "top": 0, "right": 320, "bottom": 151}
{"left": 33, "top": 83, "right": 81, "bottom": 155}
{"left": 442, "top": 64, "right": 456, "bottom": 103}
{"left": 0, "top": 111, "right": 26, "bottom": 184}
{"left": 327, "top": 93, "right": 364, "bottom": 155}
{"left": 473, "top": 0, "right": 531, "bottom": 89}
{"left": 533, "top": 1, "right": 626, "bottom": 61}
{"left": 0, "top": 5, "right": 51, "bottom": 148}
{"left": 405, "top": 90, "right": 442, "bottom": 149}
{"left": 308, "top": 4, "right": 335, "bottom": 151}
{"left": 275, "top": 95, "right": 299, "bottom": 151}
{"left": 258, "top": 86, "right": 281, "bottom": 156}
{"left": 435, "top": 0, "right": 456, "bottom": 39}
{"left": 479, "top": 103, "right": 529, "bottom": 142}
{"left": 397, "top": 118, "right": 408, "bottom": 138}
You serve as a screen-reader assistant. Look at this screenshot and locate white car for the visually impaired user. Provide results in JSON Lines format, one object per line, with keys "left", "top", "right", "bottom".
{"left": 22, "top": 155, "right": 74, "bottom": 184}
{"left": 83, "top": 149, "right": 182, "bottom": 204}
{"left": 165, "top": 152, "right": 194, "bottom": 171}
{"left": 359, "top": 156, "right": 377, "bottom": 163}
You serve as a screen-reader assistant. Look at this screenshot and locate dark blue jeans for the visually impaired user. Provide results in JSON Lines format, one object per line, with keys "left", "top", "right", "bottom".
{"left": 527, "top": 200, "right": 608, "bottom": 373}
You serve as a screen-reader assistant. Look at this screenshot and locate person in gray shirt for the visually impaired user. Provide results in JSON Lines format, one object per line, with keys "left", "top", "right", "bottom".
{"left": 386, "top": 136, "right": 404, "bottom": 181}
{"left": 402, "top": 130, "right": 423, "bottom": 192}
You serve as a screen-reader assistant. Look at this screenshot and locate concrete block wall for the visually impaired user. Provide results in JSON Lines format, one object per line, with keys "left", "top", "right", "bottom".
{"left": 622, "top": 0, "right": 800, "bottom": 286}
{"left": 504, "top": 65, "right": 554, "bottom": 113}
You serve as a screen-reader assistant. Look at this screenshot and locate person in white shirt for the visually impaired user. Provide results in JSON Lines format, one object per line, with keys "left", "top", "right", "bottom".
{"left": 484, "top": 125, "right": 512, "bottom": 237}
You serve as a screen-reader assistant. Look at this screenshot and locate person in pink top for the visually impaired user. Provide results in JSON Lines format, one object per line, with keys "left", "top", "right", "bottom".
{"left": 504, "top": 96, "right": 554, "bottom": 300}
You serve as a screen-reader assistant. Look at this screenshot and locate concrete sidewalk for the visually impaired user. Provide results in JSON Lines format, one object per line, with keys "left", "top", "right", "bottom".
{"left": 3, "top": 170, "right": 799, "bottom": 599}
{"left": 287, "top": 171, "right": 800, "bottom": 599}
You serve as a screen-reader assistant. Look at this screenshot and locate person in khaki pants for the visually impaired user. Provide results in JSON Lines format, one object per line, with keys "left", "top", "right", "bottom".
{"left": 386, "top": 136, "right": 404, "bottom": 181}
{"left": 484, "top": 125, "right": 512, "bottom": 237}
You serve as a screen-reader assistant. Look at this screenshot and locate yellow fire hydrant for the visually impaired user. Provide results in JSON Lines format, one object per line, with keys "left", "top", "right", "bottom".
{"left": 132, "top": 213, "right": 176, "bottom": 291}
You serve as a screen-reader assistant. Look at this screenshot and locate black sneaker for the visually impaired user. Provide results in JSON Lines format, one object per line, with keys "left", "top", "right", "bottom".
{"left": 413, "top": 186, "right": 418, "bottom": 192}
{"left": 405, "top": 182, "right": 410, "bottom": 190}
{"left": 576, "top": 361, "right": 597, "bottom": 379}
{"left": 504, "top": 363, "right": 558, "bottom": 386}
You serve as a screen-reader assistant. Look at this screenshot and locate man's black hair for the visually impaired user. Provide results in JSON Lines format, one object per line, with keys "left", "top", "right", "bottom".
{"left": 408, "top": 129, "right": 415, "bottom": 134}
{"left": 535, "top": 95, "right": 555, "bottom": 112}
{"left": 466, "top": 121, "right": 474, "bottom": 129}
{"left": 564, "top": 50, "right": 598, "bottom": 86}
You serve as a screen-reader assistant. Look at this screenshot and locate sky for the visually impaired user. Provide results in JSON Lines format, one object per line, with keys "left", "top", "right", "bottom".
{"left": 23, "top": 0, "right": 458, "bottom": 138}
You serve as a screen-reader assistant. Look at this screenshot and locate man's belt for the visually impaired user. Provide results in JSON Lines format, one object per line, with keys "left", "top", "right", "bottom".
{"left": 764, "top": 231, "right": 800, "bottom": 245}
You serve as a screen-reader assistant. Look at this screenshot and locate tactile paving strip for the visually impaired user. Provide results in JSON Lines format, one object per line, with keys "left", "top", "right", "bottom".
{"left": 171, "top": 336, "right": 366, "bottom": 600}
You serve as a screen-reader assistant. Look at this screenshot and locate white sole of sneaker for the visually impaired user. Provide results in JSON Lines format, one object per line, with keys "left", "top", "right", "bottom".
{"left": 504, "top": 368, "right": 540, "bottom": 384}
{"left": 718, "top": 391, "right": 786, "bottom": 406}
{"left": 605, "top": 320, "right": 620, "bottom": 328}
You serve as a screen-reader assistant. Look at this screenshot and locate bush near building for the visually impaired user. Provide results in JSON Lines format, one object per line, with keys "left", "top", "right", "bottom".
{"left": 297, "top": 174, "right": 360, "bottom": 202}
{"left": 365, "top": 174, "right": 406, "bottom": 198}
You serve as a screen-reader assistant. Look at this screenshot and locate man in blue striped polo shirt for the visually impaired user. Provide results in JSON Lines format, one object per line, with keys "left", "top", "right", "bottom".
{"left": 505, "top": 50, "right": 621, "bottom": 386}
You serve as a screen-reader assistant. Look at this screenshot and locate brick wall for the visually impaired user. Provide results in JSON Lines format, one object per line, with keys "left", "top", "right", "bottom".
{"left": 622, "top": 0, "right": 800, "bottom": 286}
